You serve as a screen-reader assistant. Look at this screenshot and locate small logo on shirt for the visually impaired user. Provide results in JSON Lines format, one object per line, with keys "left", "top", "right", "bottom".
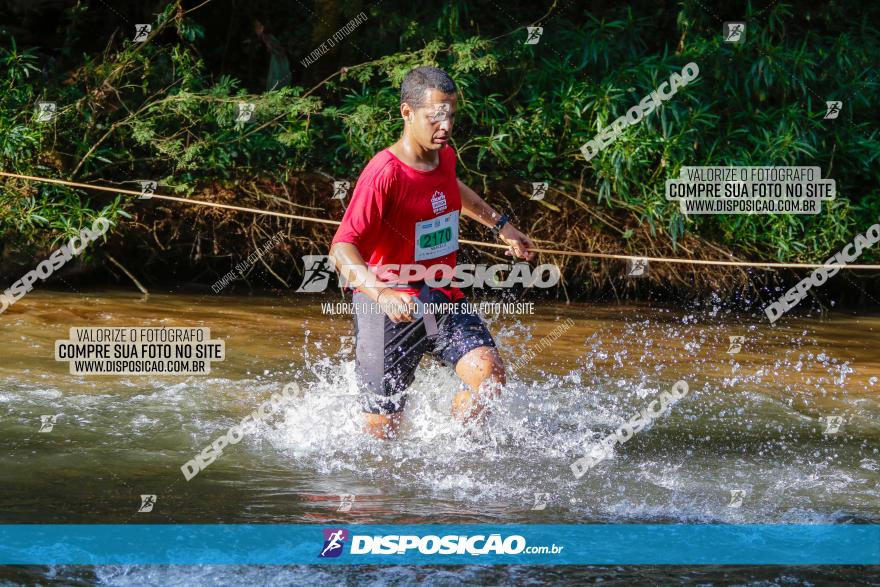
{"left": 431, "top": 190, "right": 447, "bottom": 214}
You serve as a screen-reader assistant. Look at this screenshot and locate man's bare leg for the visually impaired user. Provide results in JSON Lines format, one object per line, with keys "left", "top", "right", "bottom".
{"left": 363, "top": 412, "right": 402, "bottom": 440}
{"left": 452, "top": 346, "right": 506, "bottom": 426}
{"left": 362, "top": 346, "right": 503, "bottom": 438}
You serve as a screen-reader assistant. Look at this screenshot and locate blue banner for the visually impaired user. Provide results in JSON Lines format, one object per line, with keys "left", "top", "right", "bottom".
{"left": 0, "top": 524, "right": 877, "bottom": 565}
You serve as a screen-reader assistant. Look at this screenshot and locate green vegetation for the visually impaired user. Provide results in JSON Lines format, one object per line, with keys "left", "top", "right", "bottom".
{"left": 0, "top": 0, "right": 878, "bottom": 297}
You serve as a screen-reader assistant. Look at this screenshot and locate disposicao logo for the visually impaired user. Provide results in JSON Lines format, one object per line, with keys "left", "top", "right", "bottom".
{"left": 296, "top": 256, "right": 561, "bottom": 292}
{"left": 319, "top": 528, "right": 348, "bottom": 558}
{"left": 317, "top": 529, "right": 563, "bottom": 558}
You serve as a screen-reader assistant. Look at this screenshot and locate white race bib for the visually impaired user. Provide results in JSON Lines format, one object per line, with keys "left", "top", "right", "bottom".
{"left": 414, "top": 210, "right": 459, "bottom": 261}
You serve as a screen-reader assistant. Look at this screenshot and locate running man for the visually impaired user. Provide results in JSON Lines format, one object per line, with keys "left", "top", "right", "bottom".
{"left": 329, "top": 66, "right": 536, "bottom": 440}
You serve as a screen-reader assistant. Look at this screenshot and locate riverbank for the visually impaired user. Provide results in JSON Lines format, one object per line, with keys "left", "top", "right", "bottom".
{"left": 2, "top": 178, "right": 879, "bottom": 310}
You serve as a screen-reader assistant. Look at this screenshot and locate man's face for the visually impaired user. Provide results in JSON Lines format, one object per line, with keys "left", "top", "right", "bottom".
{"left": 403, "top": 88, "right": 456, "bottom": 151}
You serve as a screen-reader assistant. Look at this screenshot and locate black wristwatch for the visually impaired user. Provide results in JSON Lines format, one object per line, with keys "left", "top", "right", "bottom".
{"left": 490, "top": 213, "right": 509, "bottom": 238}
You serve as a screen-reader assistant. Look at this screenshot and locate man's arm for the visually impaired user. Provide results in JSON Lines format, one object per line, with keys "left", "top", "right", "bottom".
{"left": 327, "top": 242, "right": 386, "bottom": 302}
{"left": 328, "top": 242, "right": 416, "bottom": 323}
{"left": 458, "top": 179, "right": 536, "bottom": 261}
{"left": 328, "top": 167, "right": 416, "bottom": 323}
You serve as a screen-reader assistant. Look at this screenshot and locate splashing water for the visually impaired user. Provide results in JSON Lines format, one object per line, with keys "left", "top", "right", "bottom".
{"left": 1, "top": 291, "right": 878, "bottom": 585}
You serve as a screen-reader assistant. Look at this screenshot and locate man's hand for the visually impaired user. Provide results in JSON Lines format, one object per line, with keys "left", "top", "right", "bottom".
{"left": 499, "top": 224, "right": 536, "bottom": 261}
{"left": 376, "top": 288, "right": 417, "bottom": 323}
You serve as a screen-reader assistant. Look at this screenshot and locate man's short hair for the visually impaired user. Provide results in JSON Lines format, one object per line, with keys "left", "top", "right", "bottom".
{"left": 400, "top": 66, "right": 457, "bottom": 109}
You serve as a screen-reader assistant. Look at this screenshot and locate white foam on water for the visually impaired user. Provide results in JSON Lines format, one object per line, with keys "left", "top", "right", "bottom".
{"left": 236, "top": 317, "right": 880, "bottom": 525}
{"left": 92, "top": 564, "right": 502, "bottom": 586}
{"left": 2, "top": 312, "right": 877, "bottom": 528}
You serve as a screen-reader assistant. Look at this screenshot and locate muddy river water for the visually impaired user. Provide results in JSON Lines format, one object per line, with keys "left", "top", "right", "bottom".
{"left": 1, "top": 290, "right": 878, "bottom": 585}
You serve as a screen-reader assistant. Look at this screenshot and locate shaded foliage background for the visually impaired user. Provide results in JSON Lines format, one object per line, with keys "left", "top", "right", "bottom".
{"left": 0, "top": 0, "right": 878, "bottom": 304}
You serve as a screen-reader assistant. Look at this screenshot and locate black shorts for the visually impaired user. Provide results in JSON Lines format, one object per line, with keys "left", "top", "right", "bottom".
{"left": 352, "top": 287, "right": 496, "bottom": 415}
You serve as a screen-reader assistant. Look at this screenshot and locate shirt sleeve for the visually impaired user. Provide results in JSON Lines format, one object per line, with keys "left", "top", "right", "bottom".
{"left": 330, "top": 161, "right": 397, "bottom": 258}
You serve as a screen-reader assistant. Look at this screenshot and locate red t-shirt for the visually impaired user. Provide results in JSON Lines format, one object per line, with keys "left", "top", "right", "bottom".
{"left": 331, "top": 145, "right": 465, "bottom": 301}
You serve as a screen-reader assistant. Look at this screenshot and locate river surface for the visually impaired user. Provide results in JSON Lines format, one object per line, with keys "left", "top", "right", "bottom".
{"left": 1, "top": 290, "right": 878, "bottom": 585}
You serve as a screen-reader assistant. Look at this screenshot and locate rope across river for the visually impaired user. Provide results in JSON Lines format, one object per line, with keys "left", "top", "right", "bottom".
{"left": 3, "top": 170, "right": 880, "bottom": 271}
